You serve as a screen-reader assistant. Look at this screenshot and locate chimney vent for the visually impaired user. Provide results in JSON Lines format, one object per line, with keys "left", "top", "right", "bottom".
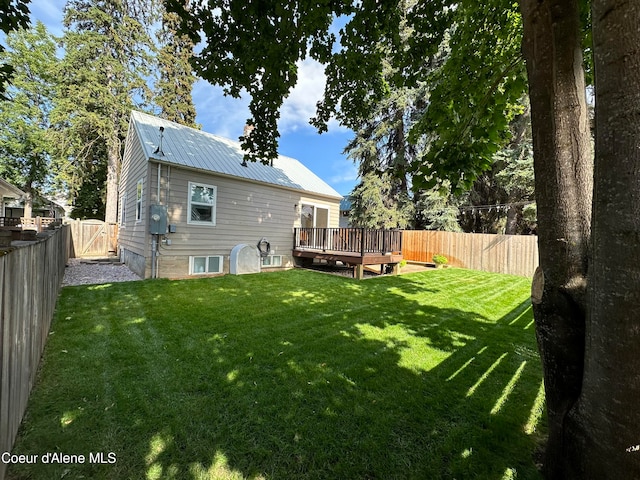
{"left": 154, "top": 126, "right": 165, "bottom": 156}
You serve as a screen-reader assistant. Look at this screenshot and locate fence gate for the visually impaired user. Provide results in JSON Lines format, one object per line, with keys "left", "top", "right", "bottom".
{"left": 69, "top": 219, "right": 118, "bottom": 258}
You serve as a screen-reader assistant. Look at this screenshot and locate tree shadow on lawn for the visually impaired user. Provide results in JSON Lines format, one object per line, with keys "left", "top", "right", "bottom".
{"left": 9, "top": 269, "right": 545, "bottom": 480}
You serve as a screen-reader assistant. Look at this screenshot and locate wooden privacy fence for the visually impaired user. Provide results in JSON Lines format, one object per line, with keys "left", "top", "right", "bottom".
{"left": 68, "top": 219, "right": 118, "bottom": 258}
{"left": 403, "top": 230, "right": 539, "bottom": 277}
{"left": 0, "top": 226, "right": 69, "bottom": 480}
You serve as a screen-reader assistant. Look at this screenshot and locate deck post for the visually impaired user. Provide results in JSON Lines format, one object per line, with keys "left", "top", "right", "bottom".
{"left": 360, "top": 228, "right": 365, "bottom": 256}
{"left": 354, "top": 264, "right": 365, "bottom": 280}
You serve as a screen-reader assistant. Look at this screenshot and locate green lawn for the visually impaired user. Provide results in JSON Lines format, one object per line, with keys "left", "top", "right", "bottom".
{"left": 8, "top": 268, "right": 545, "bottom": 480}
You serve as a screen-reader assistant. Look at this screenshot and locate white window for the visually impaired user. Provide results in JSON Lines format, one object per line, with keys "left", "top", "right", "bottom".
{"left": 136, "top": 179, "right": 143, "bottom": 222}
{"left": 188, "top": 182, "right": 217, "bottom": 225}
{"left": 300, "top": 203, "right": 329, "bottom": 228}
{"left": 261, "top": 255, "right": 282, "bottom": 267}
{"left": 120, "top": 193, "right": 127, "bottom": 226}
{"left": 190, "top": 255, "right": 223, "bottom": 275}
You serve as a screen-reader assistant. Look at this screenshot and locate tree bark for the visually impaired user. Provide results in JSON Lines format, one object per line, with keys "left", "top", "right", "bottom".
{"left": 104, "top": 133, "right": 120, "bottom": 224}
{"left": 520, "top": 0, "right": 593, "bottom": 478}
{"left": 23, "top": 187, "right": 33, "bottom": 219}
{"left": 562, "top": 1, "right": 640, "bottom": 477}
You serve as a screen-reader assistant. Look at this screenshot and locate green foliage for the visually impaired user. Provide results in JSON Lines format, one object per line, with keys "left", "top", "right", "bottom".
{"left": 413, "top": 186, "right": 462, "bottom": 231}
{"left": 349, "top": 172, "right": 413, "bottom": 229}
{"left": 169, "top": 0, "right": 527, "bottom": 191}
{"left": 167, "top": 0, "right": 405, "bottom": 163}
{"left": 344, "top": 17, "right": 461, "bottom": 232}
{"left": 68, "top": 143, "right": 107, "bottom": 219}
{"left": 155, "top": 1, "right": 199, "bottom": 128}
{"left": 407, "top": 1, "right": 527, "bottom": 192}
{"left": 459, "top": 101, "right": 536, "bottom": 234}
{"left": 53, "top": 0, "right": 157, "bottom": 220}
{"left": 0, "top": 0, "right": 30, "bottom": 96}
{"left": 0, "top": 22, "right": 58, "bottom": 207}
{"left": 432, "top": 254, "right": 448, "bottom": 266}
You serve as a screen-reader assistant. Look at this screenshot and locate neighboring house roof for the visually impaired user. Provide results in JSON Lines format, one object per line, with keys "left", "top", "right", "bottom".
{"left": 0, "top": 178, "right": 26, "bottom": 198}
{"left": 340, "top": 196, "right": 352, "bottom": 211}
{"left": 130, "top": 111, "right": 342, "bottom": 199}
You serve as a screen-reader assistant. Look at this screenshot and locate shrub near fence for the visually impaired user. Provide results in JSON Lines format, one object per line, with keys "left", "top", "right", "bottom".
{"left": 402, "top": 230, "right": 539, "bottom": 277}
{"left": 0, "top": 226, "right": 69, "bottom": 480}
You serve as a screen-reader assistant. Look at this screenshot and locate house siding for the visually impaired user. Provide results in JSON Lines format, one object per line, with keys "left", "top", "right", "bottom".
{"left": 119, "top": 123, "right": 152, "bottom": 276}
{"left": 144, "top": 163, "right": 339, "bottom": 278}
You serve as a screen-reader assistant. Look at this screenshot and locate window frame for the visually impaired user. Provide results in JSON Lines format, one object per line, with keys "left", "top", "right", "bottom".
{"left": 188, "top": 181, "right": 217, "bottom": 226}
{"left": 261, "top": 255, "right": 283, "bottom": 267}
{"left": 189, "top": 255, "right": 224, "bottom": 275}
{"left": 135, "top": 179, "right": 143, "bottom": 223}
{"left": 120, "top": 192, "right": 127, "bottom": 227}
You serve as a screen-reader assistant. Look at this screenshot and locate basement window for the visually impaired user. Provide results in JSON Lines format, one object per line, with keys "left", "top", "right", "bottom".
{"left": 261, "top": 255, "right": 282, "bottom": 267}
{"left": 190, "top": 255, "right": 223, "bottom": 275}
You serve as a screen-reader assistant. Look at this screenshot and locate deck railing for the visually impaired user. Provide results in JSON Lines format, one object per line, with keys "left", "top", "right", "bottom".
{"left": 0, "top": 217, "right": 21, "bottom": 227}
{"left": 294, "top": 227, "right": 402, "bottom": 255}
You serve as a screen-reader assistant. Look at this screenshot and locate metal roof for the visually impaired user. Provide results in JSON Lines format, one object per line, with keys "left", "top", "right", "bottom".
{"left": 130, "top": 111, "right": 342, "bottom": 199}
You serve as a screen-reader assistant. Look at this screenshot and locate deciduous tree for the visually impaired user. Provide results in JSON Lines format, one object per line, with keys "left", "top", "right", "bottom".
{"left": 0, "top": 0, "right": 31, "bottom": 96}
{"left": 0, "top": 22, "right": 57, "bottom": 217}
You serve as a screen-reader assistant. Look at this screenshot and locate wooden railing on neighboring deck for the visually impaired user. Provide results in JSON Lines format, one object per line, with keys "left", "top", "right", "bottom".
{"left": 293, "top": 227, "right": 402, "bottom": 256}
{"left": 0, "top": 217, "right": 21, "bottom": 228}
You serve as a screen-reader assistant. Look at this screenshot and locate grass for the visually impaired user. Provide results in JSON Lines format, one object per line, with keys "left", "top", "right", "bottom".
{"left": 8, "top": 268, "right": 545, "bottom": 480}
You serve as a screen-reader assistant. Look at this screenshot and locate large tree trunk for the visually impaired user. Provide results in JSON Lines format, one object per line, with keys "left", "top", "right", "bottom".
{"left": 22, "top": 184, "right": 33, "bottom": 219}
{"left": 520, "top": 0, "right": 593, "bottom": 478}
{"left": 104, "top": 135, "right": 120, "bottom": 224}
{"left": 562, "top": 1, "right": 640, "bottom": 477}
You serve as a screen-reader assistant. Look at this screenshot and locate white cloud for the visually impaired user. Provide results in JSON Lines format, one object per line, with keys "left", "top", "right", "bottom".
{"left": 279, "top": 58, "right": 346, "bottom": 134}
{"left": 329, "top": 161, "right": 359, "bottom": 186}
{"left": 193, "top": 80, "right": 251, "bottom": 139}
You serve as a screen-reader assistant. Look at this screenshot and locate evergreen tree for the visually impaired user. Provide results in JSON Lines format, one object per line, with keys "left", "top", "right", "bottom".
{"left": 155, "top": 0, "right": 198, "bottom": 128}
{"left": 344, "top": 23, "right": 459, "bottom": 231}
{"left": 54, "top": 0, "right": 155, "bottom": 222}
{"left": 348, "top": 172, "right": 413, "bottom": 229}
{"left": 344, "top": 79, "right": 416, "bottom": 229}
{"left": 0, "top": 22, "right": 58, "bottom": 217}
{"left": 459, "top": 103, "right": 536, "bottom": 234}
{"left": 413, "top": 186, "right": 462, "bottom": 232}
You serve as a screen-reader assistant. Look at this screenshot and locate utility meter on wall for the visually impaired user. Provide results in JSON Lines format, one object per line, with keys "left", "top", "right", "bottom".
{"left": 149, "top": 204, "right": 168, "bottom": 234}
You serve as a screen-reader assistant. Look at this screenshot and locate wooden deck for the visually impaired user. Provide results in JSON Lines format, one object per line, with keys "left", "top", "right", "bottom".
{"left": 292, "top": 228, "right": 403, "bottom": 279}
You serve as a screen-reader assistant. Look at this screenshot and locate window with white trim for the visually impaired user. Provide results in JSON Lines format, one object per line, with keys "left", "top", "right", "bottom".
{"left": 188, "top": 182, "right": 217, "bottom": 225}
{"left": 136, "top": 179, "right": 143, "bottom": 222}
{"left": 190, "top": 255, "right": 223, "bottom": 274}
{"left": 120, "top": 193, "right": 127, "bottom": 226}
{"left": 261, "top": 255, "right": 282, "bottom": 267}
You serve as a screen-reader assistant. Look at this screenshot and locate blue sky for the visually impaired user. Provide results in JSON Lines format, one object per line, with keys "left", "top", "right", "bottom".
{"left": 29, "top": 1, "right": 358, "bottom": 197}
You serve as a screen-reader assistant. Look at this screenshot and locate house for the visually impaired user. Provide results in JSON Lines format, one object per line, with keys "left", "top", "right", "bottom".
{"left": 0, "top": 178, "right": 25, "bottom": 220}
{"left": 0, "top": 178, "right": 66, "bottom": 221}
{"left": 119, "top": 111, "right": 343, "bottom": 279}
{"left": 339, "top": 196, "right": 352, "bottom": 228}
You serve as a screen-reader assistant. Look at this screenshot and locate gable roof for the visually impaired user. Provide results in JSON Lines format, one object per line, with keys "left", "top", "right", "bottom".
{"left": 0, "top": 178, "right": 26, "bottom": 198}
{"left": 129, "top": 111, "right": 342, "bottom": 199}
